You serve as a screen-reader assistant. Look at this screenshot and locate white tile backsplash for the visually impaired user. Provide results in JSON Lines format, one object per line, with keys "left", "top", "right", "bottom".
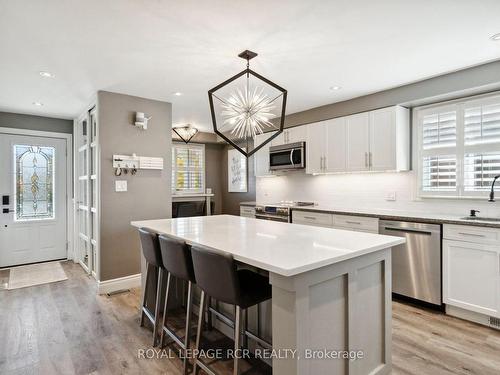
{"left": 256, "top": 171, "right": 500, "bottom": 218}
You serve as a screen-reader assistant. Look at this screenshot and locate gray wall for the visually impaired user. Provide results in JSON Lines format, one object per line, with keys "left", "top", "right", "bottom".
{"left": 221, "top": 144, "right": 256, "bottom": 215}
{"left": 99, "top": 91, "right": 172, "bottom": 281}
{"left": 0, "top": 111, "right": 73, "bottom": 134}
{"left": 281, "top": 59, "right": 500, "bottom": 128}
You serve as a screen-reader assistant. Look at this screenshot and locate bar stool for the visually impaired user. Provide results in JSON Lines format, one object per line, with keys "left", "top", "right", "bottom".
{"left": 158, "top": 234, "right": 196, "bottom": 375}
{"left": 190, "top": 244, "right": 272, "bottom": 375}
{"left": 138, "top": 227, "right": 164, "bottom": 347}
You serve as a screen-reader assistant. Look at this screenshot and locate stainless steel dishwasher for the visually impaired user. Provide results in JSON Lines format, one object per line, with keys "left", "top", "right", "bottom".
{"left": 379, "top": 220, "right": 442, "bottom": 306}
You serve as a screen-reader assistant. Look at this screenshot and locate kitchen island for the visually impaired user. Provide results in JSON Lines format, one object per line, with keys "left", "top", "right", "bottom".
{"left": 131, "top": 215, "right": 405, "bottom": 375}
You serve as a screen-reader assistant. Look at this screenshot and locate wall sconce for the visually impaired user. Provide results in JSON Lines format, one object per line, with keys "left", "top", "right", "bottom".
{"left": 135, "top": 112, "right": 152, "bottom": 130}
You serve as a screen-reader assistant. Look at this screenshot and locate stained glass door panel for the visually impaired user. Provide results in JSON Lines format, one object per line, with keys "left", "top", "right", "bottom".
{"left": 14, "top": 145, "right": 55, "bottom": 221}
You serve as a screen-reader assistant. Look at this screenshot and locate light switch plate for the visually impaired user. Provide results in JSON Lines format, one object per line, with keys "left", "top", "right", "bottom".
{"left": 115, "top": 180, "right": 127, "bottom": 192}
{"left": 385, "top": 191, "right": 396, "bottom": 201}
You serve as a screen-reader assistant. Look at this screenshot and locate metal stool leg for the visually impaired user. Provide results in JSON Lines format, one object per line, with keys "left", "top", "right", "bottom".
{"left": 160, "top": 272, "right": 172, "bottom": 348}
{"left": 243, "top": 308, "right": 249, "bottom": 349}
{"left": 193, "top": 291, "right": 206, "bottom": 375}
{"left": 153, "top": 267, "right": 164, "bottom": 347}
{"left": 233, "top": 306, "right": 241, "bottom": 375}
{"left": 183, "top": 281, "right": 193, "bottom": 375}
{"left": 206, "top": 296, "right": 213, "bottom": 330}
{"left": 140, "top": 263, "right": 149, "bottom": 327}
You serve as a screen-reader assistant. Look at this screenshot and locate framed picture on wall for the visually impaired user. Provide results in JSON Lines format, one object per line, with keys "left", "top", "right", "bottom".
{"left": 228, "top": 148, "right": 247, "bottom": 193}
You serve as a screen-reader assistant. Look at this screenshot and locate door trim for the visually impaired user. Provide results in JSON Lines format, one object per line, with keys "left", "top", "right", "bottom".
{"left": 0, "top": 127, "right": 74, "bottom": 262}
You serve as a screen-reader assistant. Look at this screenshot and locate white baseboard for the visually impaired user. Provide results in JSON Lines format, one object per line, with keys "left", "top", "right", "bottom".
{"left": 97, "top": 273, "right": 141, "bottom": 295}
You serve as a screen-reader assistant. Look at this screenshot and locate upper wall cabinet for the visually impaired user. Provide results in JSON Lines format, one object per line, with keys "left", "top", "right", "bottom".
{"left": 306, "top": 106, "right": 409, "bottom": 174}
{"left": 306, "top": 117, "right": 346, "bottom": 174}
{"left": 272, "top": 125, "right": 307, "bottom": 146}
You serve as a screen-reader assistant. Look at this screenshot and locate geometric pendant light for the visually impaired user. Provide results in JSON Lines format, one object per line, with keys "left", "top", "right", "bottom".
{"left": 172, "top": 124, "right": 199, "bottom": 143}
{"left": 208, "top": 50, "right": 287, "bottom": 158}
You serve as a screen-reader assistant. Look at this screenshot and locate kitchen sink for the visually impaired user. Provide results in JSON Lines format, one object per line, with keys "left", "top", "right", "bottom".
{"left": 461, "top": 216, "right": 500, "bottom": 222}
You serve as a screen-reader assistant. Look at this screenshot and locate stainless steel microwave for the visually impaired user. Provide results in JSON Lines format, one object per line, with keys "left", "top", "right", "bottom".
{"left": 269, "top": 142, "right": 306, "bottom": 170}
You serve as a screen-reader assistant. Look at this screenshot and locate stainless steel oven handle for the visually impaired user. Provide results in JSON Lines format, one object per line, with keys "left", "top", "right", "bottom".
{"left": 290, "top": 149, "right": 294, "bottom": 167}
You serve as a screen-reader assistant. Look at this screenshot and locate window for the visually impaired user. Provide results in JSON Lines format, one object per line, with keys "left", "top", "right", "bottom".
{"left": 14, "top": 145, "right": 55, "bottom": 220}
{"left": 416, "top": 94, "right": 500, "bottom": 198}
{"left": 172, "top": 142, "right": 205, "bottom": 194}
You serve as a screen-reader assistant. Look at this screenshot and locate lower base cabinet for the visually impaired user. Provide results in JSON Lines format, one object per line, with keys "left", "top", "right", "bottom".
{"left": 292, "top": 210, "right": 378, "bottom": 233}
{"left": 443, "top": 225, "right": 500, "bottom": 318}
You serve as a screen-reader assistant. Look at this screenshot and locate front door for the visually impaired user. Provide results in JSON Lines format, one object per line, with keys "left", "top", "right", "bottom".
{"left": 0, "top": 133, "right": 67, "bottom": 267}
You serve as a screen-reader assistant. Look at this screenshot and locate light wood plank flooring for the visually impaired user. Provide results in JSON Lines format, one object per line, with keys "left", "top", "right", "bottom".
{"left": 0, "top": 261, "right": 499, "bottom": 375}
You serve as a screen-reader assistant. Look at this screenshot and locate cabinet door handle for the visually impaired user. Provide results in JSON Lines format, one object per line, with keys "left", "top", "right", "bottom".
{"left": 458, "top": 232, "right": 485, "bottom": 237}
{"left": 323, "top": 156, "right": 326, "bottom": 171}
{"left": 369, "top": 152, "right": 372, "bottom": 167}
{"left": 346, "top": 221, "right": 362, "bottom": 225}
{"left": 303, "top": 216, "right": 317, "bottom": 220}
{"left": 365, "top": 152, "right": 368, "bottom": 167}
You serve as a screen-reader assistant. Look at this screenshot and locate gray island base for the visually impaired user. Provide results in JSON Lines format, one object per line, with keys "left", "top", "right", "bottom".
{"left": 132, "top": 215, "right": 403, "bottom": 375}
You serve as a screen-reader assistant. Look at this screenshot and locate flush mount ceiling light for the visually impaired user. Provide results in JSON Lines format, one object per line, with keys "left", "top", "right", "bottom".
{"left": 39, "top": 71, "right": 55, "bottom": 78}
{"left": 172, "top": 124, "right": 199, "bottom": 143}
{"left": 208, "top": 50, "right": 287, "bottom": 158}
{"left": 32, "top": 101, "right": 43, "bottom": 106}
{"left": 491, "top": 33, "right": 500, "bottom": 41}
{"left": 173, "top": 92, "right": 183, "bottom": 96}
{"left": 329, "top": 85, "right": 342, "bottom": 91}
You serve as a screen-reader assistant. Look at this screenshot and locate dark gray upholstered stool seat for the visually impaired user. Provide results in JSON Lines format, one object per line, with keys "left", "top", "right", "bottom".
{"left": 158, "top": 234, "right": 196, "bottom": 375}
{"left": 138, "top": 227, "right": 164, "bottom": 347}
{"left": 190, "top": 244, "right": 272, "bottom": 375}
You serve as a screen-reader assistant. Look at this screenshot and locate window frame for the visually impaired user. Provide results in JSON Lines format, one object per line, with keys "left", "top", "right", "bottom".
{"left": 171, "top": 142, "right": 206, "bottom": 195}
{"left": 415, "top": 92, "right": 500, "bottom": 199}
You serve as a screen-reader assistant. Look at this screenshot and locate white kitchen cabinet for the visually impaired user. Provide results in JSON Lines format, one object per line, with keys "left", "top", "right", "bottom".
{"left": 292, "top": 210, "right": 333, "bottom": 227}
{"left": 346, "top": 112, "right": 370, "bottom": 171}
{"left": 253, "top": 133, "right": 273, "bottom": 177}
{"left": 326, "top": 117, "right": 347, "bottom": 172}
{"left": 306, "top": 121, "right": 327, "bottom": 174}
{"left": 443, "top": 224, "right": 500, "bottom": 318}
{"left": 285, "top": 126, "right": 307, "bottom": 144}
{"left": 369, "top": 106, "right": 409, "bottom": 171}
{"left": 273, "top": 126, "right": 307, "bottom": 146}
{"left": 332, "top": 214, "right": 378, "bottom": 234}
{"left": 443, "top": 239, "right": 500, "bottom": 317}
{"left": 292, "top": 210, "right": 378, "bottom": 234}
{"left": 306, "top": 118, "right": 346, "bottom": 174}
{"left": 305, "top": 106, "right": 409, "bottom": 174}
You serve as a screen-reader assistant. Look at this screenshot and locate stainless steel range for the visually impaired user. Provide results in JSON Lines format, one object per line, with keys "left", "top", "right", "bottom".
{"left": 254, "top": 201, "right": 316, "bottom": 222}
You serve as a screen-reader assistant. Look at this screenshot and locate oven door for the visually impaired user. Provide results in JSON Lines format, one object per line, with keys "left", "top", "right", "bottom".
{"left": 269, "top": 143, "right": 305, "bottom": 170}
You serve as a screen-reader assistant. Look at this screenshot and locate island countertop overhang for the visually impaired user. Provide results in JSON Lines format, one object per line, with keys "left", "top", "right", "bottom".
{"left": 131, "top": 215, "right": 405, "bottom": 277}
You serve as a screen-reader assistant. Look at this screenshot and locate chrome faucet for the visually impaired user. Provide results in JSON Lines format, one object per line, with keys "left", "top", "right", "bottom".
{"left": 488, "top": 175, "right": 500, "bottom": 202}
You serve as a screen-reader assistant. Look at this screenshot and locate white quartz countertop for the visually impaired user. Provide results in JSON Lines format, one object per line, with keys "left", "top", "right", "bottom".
{"left": 131, "top": 215, "right": 405, "bottom": 277}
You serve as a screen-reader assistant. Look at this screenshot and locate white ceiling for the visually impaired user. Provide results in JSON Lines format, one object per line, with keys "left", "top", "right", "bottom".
{"left": 1, "top": 0, "right": 500, "bottom": 131}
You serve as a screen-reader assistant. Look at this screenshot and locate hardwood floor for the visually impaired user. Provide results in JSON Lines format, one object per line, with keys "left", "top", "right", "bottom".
{"left": 0, "top": 261, "right": 499, "bottom": 375}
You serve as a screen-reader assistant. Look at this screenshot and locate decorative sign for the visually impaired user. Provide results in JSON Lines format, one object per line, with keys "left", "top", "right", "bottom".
{"left": 228, "top": 148, "right": 247, "bottom": 193}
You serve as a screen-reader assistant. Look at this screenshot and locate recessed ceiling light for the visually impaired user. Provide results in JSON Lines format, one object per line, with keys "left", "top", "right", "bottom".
{"left": 491, "top": 33, "right": 500, "bottom": 41}
{"left": 329, "top": 86, "right": 342, "bottom": 91}
{"left": 32, "top": 101, "right": 44, "bottom": 106}
{"left": 173, "top": 92, "right": 183, "bottom": 96}
{"left": 39, "top": 71, "right": 55, "bottom": 78}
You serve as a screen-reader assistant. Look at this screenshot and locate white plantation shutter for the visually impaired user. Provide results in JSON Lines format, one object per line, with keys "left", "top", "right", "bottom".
{"left": 464, "top": 153, "right": 500, "bottom": 191}
{"left": 172, "top": 143, "right": 205, "bottom": 193}
{"left": 422, "top": 111, "right": 456, "bottom": 150}
{"left": 422, "top": 155, "right": 456, "bottom": 192}
{"left": 417, "top": 93, "right": 500, "bottom": 197}
{"left": 464, "top": 103, "right": 500, "bottom": 146}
